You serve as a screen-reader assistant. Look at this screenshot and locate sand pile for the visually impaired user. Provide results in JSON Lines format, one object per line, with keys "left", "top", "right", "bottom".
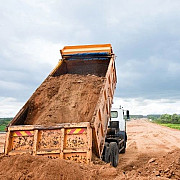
{"left": 0, "top": 149, "right": 179, "bottom": 180}
{"left": 0, "top": 154, "right": 117, "bottom": 180}
{"left": 118, "top": 149, "right": 180, "bottom": 179}
{"left": 24, "top": 74, "right": 104, "bottom": 126}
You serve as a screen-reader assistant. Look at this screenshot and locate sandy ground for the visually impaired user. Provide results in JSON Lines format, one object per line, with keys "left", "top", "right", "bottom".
{"left": 0, "top": 119, "right": 179, "bottom": 179}
{"left": 116, "top": 119, "right": 180, "bottom": 179}
{"left": 120, "top": 119, "right": 180, "bottom": 164}
{"left": 0, "top": 133, "right": 5, "bottom": 153}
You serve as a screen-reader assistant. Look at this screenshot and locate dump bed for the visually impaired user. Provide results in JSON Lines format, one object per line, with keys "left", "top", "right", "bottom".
{"left": 5, "top": 44, "right": 117, "bottom": 163}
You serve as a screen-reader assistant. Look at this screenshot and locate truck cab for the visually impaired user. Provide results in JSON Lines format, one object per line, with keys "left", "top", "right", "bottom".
{"left": 102, "top": 107, "right": 129, "bottom": 167}
{"left": 110, "top": 107, "right": 128, "bottom": 132}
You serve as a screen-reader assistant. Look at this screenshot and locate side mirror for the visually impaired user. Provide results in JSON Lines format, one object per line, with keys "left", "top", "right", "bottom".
{"left": 126, "top": 110, "right": 130, "bottom": 119}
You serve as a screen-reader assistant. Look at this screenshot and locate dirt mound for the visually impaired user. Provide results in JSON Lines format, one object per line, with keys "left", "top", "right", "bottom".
{"left": 0, "top": 154, "right": 117, "bottom": 180}
{"left": 24, "top": 74, "right": 104, "bottom": 126}
{"left": 0, "top": 150, "right": 179, "bottom": 180}
{"left": 118, "top": 149, "right": 180, "bottom": 179}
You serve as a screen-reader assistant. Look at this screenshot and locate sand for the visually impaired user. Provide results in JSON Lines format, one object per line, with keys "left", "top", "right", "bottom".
{"left": 24, "top": 74, "right": 105, "bottom": 126}
{"left": 0, "top": 119, "right": 180, "bottom": 179}
{"left": 0, "top": 154, "right": 117, "bottom": 180}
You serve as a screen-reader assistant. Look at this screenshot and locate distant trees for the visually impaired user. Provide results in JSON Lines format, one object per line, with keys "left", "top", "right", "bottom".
{"left": 0, "top": 118, "right": 12, "bottom": 127}
{"left": 151, "top": 114, "right": 180, "bottom": 124}
{"left": 171, "top": 114, "right": 180, "bottom": 124}
{"left": 147, "top": 115, "right": 161, "bottom": 120}
{"left": 130, "top": 115, "right": 144, "bottom": 119}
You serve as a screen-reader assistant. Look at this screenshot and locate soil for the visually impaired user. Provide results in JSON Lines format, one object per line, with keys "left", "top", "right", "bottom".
{"left": 116, "top": 119, "right": 180, "bottom": 179}
{"left": 0, "top": 119, "right": 180, "bottom": 179}
{"left": 0, "top": 154, "right": 117, "bottom": 180}
{"left": 0, "top": 133, "right": 5, "bottom": 153}
{"left": 24, "top": 74, "right": 105, "bottom": 126}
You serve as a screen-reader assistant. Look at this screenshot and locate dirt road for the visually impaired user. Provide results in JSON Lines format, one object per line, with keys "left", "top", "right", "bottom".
{"left": 124, "top": 119, "right": 180, "bottom": 160}
{"left": 0, "top": 119, "right": 179, "bottom": 179}
{"left": 116, "top": 119, "right": 180, "bottom": 179}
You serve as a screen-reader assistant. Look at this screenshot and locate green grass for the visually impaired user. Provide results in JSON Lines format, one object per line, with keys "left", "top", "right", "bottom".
{"left": 160, "top": 123, "right": 180, "bottom": 130}
{"left": 0, "top": 118, "right": 12, "bottom": 132}
{"left": 0, "top": 125, "right": 7, "bottom": 132}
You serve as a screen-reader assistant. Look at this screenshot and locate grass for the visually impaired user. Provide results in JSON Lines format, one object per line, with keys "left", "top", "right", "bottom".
{"left": 0, "top": 118, "right": 12, "bottom": 132}
{"left": 0, "top": 125, "right": 7, "bottom": 132}
{"left": 159, "top": 123, "right": 180, "bottom": 130}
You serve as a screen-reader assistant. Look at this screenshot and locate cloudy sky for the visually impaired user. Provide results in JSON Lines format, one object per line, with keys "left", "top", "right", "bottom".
{"left": 1, "top": 0, "right": 180, "bottom": 117}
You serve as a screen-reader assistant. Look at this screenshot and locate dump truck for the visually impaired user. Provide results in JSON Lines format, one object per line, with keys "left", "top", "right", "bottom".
{"left": 4, "top": 44, "right": 127, "bottom": 167}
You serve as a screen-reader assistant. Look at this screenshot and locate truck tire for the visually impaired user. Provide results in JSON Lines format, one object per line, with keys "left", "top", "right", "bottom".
{"left": 104, "top": 146, "right": 110, "bottom": 163}
{"left": 109, "top": 142, "right": 119, "bottom": 167}
{"left": 120, "top": 143, "right": 126, "bottom": 153}
{"left": 102, "top": 143, "right": 110, "bottom": 163}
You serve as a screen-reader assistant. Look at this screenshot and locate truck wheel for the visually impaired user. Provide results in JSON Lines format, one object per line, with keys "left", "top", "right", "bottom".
{"left": 109, "top": 142, "right": 119, "bottom": 167}
{"left": 104, "top": 146, "right": 110, "bottom": 163}
{"left": 120, "top": 141, "right": 126, "bottom": 154}
{"left": 102, "top": 143, "right": 110, "bottom": 162}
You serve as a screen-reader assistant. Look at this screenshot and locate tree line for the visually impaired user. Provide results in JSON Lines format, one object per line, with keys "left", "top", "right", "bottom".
{"left": 148, "top": 114, "right": 180, "bottom": 124}
{"left": 0, "top": 118, "right": 12, "bottom": 126}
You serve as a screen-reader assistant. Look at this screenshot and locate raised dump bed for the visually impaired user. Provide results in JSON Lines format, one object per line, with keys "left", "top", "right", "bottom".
{"left": 5, "top": 44, "right": 117, "bottom": 164}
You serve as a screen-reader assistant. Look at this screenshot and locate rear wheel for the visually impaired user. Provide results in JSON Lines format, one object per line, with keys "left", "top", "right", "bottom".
{"left": 109, "top": 142, "right": 119, "bottom": 167}
{"left": 104, "top": 146, "right": 110, "bottom": 163}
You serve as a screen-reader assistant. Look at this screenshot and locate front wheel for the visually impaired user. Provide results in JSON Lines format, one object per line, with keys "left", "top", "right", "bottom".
{"left": 103, "top": 143, "right": 110, "bottom": 163}
{"left": 109, "top": 142, "right": 119, "bottom": 167}
{"left": 120, "top": 140, "right": 126, "bottom": 154}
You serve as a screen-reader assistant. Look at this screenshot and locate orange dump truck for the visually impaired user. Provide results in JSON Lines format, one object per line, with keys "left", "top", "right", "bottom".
{"left": 5, "top": 44, "right": 126, "bottom": 167}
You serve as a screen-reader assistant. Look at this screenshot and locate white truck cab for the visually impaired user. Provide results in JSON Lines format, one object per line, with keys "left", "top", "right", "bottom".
{"left": 111, "top": 107, "right": 126, "bottom": 132}
{"left": 103, "top": 107, "right": 129, "bottom": 166}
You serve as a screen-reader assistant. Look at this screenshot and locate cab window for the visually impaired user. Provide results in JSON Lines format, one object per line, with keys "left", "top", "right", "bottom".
{"left": 111, "top": 111, "right": 118, "bottom": 118}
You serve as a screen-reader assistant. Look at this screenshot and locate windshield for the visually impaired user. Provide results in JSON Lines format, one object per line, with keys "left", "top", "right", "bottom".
{"left": 111, "top": 111, "right": 118, "bottom": 118}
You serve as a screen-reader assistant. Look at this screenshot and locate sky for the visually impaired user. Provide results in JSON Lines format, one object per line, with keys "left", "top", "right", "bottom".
{"left": 0, "top": 0, "right": 180, "bottom": 116}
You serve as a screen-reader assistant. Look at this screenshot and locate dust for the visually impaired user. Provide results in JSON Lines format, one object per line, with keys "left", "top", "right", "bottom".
{"left": 24, "top": 74, "right": 105, "bottom": 126}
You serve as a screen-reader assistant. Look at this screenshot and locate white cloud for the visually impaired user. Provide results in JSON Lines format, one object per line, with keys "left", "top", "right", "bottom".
{"left": 0, "top": 97, "right": 23, "bottom": 117}
{"left": 1, "top": 0, "right": 180, "bottom": 116}
{"left": 0, "top": 80, "right": 28, "bottom": 93}
{"left": 12, "top": 38, "right": 64, "bottom": 66}
{"left": 113, "top": 97, "right": 180, "bottom": 115}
